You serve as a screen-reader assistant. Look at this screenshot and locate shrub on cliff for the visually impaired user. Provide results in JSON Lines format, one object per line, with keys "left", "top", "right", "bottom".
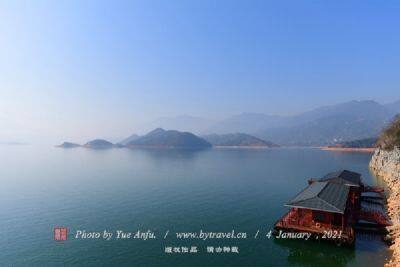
{"left": 377, "top": 115, "right": 400, "bottom": 150}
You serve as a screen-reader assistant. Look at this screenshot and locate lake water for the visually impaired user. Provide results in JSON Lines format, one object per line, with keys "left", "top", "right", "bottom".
{"left": 0, "top": 145, "right": 390, "bottom": 266}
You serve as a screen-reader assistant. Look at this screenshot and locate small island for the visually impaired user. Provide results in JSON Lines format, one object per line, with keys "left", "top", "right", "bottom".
{"left": 126, "top": 128, "right": 212, "bottom": 149}
{"left": 83, "top": 139, "right": 115, "bottom": 149}
{"left": 56, "top": 129, "right": 212, "bottom": 150}
{"left": 202, "top": 133, "right": 277, "bottom": 148}
{"left": 57, "top": 142, "right": 81, "bottom": 148}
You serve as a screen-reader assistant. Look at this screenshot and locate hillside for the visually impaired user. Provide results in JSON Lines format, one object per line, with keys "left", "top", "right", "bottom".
{"left": 84, "top": 139, "right": 114, "bottom": 149}
{"left": 207, "top": 113, "right": 283, "bottom": 134}
{"left": 57, "top": 142, "right": 80, "bottom": 148}
{"left": 370, "top": 116, "right": 400, "bottom": 266}
{"left": 258, "top": 100, "right": 395, "bottom": 146}
{"left": 142, "top": 115, "right": 215, "bottom": 134}
{"left": 118, "top": 134, "right": 140, "bottom": 146}
{"left": 376, "top": 115, "right": 400, "bottom": 150}
{"left": 145, "top": 100, "right": 399, "bottom": 146}
{"left": 202, "top": 133, "right": 277, "bottom": 147}
{"left": 385, "top": 100, "right": 400, "bottom": 114}
{"left": 334, "top": 138, "right": 377, "bottom": 148}
{"left": 126, "top": 128, "right": 212, "bottom": 149}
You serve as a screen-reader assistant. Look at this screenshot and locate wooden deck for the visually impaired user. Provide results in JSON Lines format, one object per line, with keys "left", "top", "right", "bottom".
{"left": 359, "top": 208, "right": 392, "bottom": 226}
{"left": 363, "top": 185, "right": 385, "bottom": 193}
{"left": 274, "top": 210, "right": 355, "bottom": 244}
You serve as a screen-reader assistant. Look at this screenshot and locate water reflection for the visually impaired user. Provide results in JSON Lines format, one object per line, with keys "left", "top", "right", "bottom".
{"left": 126, "top": 147, "right": 211, "bottom": 160}
{"left": 274, "top": 238, "right": 355, "bottom": 267}
{"left": 368, "top": 169, "right": 390, "bottom": 195}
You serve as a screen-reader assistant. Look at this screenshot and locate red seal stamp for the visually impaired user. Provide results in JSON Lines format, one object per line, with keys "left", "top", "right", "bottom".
{"left": 54, "top": 227, "right": 68, "bottom": 241}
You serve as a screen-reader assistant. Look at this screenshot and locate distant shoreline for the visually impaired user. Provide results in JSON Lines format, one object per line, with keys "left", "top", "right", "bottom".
{"left": 214, "top": 146, "right": 275, "bottom": 149}
{"left": 320, "top": 146, "right": 375, "bottom": 153}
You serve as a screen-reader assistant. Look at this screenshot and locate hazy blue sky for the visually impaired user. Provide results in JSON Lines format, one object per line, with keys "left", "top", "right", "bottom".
{"left": 0, "top": 1, "right": 399, "bottom": 142}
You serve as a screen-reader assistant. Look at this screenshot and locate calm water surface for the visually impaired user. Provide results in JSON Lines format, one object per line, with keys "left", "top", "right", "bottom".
{"left": 0, "top": 146, "right": 390, "bottom": 266}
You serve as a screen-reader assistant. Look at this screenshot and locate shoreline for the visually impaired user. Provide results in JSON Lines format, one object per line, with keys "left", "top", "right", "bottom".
{"left": 213, "top": 145, "right": 277, "bottom": 149}
{"left": 320, "top": 147, "right": 375, "bottom": 153}
{"left": 370, "top": 148, "right": 400, "bottom": 267}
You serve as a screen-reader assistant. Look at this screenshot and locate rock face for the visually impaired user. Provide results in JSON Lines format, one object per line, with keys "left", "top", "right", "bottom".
{"left": 370, "top": 147, "right": 400, "bottom": 267}
{"left": 370, "top": 148, "right": 400, "bottom": 180}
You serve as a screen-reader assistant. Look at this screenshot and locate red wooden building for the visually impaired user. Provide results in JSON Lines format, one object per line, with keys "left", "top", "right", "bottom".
{"left": 274, "top": 170, "right": 365, "bottom": 245}
{"left": 275, "top": 170, "right": 392, "bottom": 245}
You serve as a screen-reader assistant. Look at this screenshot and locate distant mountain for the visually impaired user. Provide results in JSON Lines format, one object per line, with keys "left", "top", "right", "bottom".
{"left": 134, "top": 99, "right": 400, "bottom": 146}
{"left": 385, "top": 100, "right": 400, "bottom": 114}
{"left": 142, "top": 115, "right": 215, "bottom": 134}
{"left": 118, "top": 134, "right": 139, "bottom": 145}
{"left": 163, "top": 100, "right": 398, "bottom": 146}
{"left": 0, "top": 141, "right": 28, "bottom": 145}
{"left": 207, "top": 113, "right": 283, "bottom": 134}
{"left": 331, "top": 137, "right": 377, "bottom": 148}
{"left": 257, "top": 100, "right": 397, "bottom": 146}
{"left": 84, "top": 139, "right": 114, "bottom": 149}
{"left": 126, "top": 128, "right": 212, "bottom": 148}
{"left": 202, "top": 133, "right": 277, "bottom": 147}
{"left": 57, "top": 142, "right": 80, "bottom": 148}
{"left": 290, "top": 100, "right": 393, "bottom": 125}
{"left": 259, "top": 114, "right": 388, "bottom": 146}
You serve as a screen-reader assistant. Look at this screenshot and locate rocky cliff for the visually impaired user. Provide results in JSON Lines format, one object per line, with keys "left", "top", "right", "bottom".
{"left": 370, "top": 147, "right": 400, "bottom": 267}
{"left": 370, "top": 148, "right": 400, "bottom": 182}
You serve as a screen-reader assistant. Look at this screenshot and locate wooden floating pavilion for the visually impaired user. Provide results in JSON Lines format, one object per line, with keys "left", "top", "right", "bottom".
{"left": 274, "top": 170, "right": 391, "bottom": 245}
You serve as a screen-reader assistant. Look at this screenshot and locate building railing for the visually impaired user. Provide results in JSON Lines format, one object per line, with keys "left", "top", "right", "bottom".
{"left": 275, "top": 210, "right": 354, "bottom": 238}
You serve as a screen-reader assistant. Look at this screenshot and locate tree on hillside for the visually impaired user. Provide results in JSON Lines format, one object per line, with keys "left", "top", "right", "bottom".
{"left": 377, "top": 115, "right": 400, "bottom": 150}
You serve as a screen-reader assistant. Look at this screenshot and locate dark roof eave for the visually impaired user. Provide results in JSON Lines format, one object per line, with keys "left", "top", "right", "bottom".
{"left": 318, "top": 179, "right": 361, "bottom": 187}
{"left": 284, "top": 204, "right": 345, "bottom": 214}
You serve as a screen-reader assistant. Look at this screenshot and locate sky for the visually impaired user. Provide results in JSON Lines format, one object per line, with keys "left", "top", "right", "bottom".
{"left": 0, "top": 0, "right": 400, "bottom": 143}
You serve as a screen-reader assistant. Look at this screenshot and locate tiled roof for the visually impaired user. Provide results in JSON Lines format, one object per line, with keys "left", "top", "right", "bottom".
{"left": 285, "top": 181, "right": 350, "bottom": 214}
{"left": 319, "top": 169, "right": 362, "bottom": 187}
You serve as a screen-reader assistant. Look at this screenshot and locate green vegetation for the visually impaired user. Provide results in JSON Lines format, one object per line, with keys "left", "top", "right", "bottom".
{"left": 126, "top": 128, "right": 212, "bottom": 148}
{"left": 377, "top": 115, "right": 400, "bottom": 150}
{"left": 202, "top": 133, "right": 277, "bottom": 147}
{"left": 336, "top": 138, "right": 377, "bottom": 148}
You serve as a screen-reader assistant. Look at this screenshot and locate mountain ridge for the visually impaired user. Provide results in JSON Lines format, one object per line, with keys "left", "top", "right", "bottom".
{"left": 145, "top": 99, "right": 399, "bottom": 146}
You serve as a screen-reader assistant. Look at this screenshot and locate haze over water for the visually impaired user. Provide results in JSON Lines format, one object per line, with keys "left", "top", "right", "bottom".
{"left": 0, "top": 145, "right": 390, "bottom": 266}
